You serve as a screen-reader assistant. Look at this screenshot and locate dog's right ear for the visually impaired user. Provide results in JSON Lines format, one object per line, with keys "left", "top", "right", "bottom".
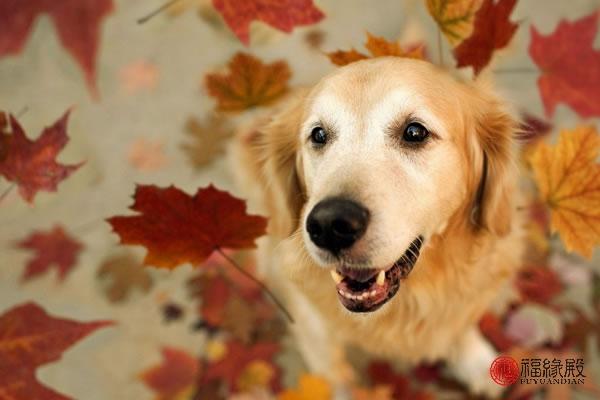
{"left": 258, "top": 90, "right": 308, "bottom": 237}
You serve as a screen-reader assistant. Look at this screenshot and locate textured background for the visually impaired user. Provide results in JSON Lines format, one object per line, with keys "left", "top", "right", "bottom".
{"left": 1, "top": 0, "right": 599, "bottom": 398}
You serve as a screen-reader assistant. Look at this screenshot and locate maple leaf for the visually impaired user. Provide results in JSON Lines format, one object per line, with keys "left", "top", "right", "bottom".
{"left": 479, "top": 312, "right": 515, "bottom": 351}
{"left": 212, "top": 0, "right": 324, "bottom": 45}
{"left": 96, "top": 254, "right": 154, "bottom": 303}
{"left": 236, "top": 360, "right": 276, "bottom": 393}
{"left": 107, "top": 184, "right": 267, "bottom": 268}
{"left": 140, "top": 347, "right": 199, "bottom": 400}
{"left": 326, "top": 32, "right": 426, "bottom": 66}
{"left": 278, "top": 374, "right": 331, "bottom": 400}
{"left": 205, "top": 52, "right": 291, "bottom": 111}
{"left": 0, "top": 302, "right": 112, "bottom": 400}
{"left": 0, "top": 0, "right": 114, "bottom": 97}
{"left": 528, "top": 125, "right": 600, "bottom": 258}
{"left": 453, "top": 0, "right": 518, "bottom": 74}
{"left": 425, "top": 0, "right": 483, "bottom": 45}
{"left": 222, "top": 295, "right": 259, "bottom": 343}
{"left": 201, "top": 340, "right": 281, "bottom": 392}
{"left": 17, "top": 225, "right": 83, "bottom": 282}
{"left": 529, "top": 11, "right": 600, "bottom": 118}
{"left": 0, "top": 111, "right": 83, "bottom": 203}
{"left": 367, "top": 361, "right": 434, "bottom": 400}
{"left": 352, "top": 385, "right": 393, "bottom": 400}
{"left": 181, "top": 115, "right": 233, "bottom": 170}
{"left": 515, "top": 265, "right": 563, "bottom": 305}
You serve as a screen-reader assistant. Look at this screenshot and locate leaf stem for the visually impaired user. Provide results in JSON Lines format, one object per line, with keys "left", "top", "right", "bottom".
{"left": 215, "top": 247, "right": 294, "bottom": 323}
{"left": 137, "top": 0, "right": 182, "bottom": 24}
{"left": 0, "top": 184, "right": 14, "bottom": 204}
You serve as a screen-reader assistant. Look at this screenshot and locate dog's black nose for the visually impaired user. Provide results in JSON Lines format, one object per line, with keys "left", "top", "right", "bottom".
{"left": 306, "top": 198, "right": 369, "bottom": 253}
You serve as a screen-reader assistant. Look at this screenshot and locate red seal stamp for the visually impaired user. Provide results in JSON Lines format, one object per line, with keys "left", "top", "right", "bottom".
{"left": 490, "top": 356, "right": 520, "bottom": 386}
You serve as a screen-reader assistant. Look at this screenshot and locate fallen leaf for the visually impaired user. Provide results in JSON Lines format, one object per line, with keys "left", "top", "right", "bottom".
{"left": 119, "top": 60, "right": 159, "bottom": 94}
{"left": 479, "top": 311, "right": 515, "bottom": 352}
{"left": 181, "top": 115, "right": 233, "bottom": 170}
{"left": 0, "top": 0, "right": 114, "bottom": 96}
{"left": 529, "top": 11, "right": 600, "bottom": 118}
{"left": 453, "top": 0, "right": 518, "bottom": 74}
{"left": 425, "top": 0, "right": 483, "bottom": 45}
{"left": 127, "top": 137, "right": 168, "bottom": 172}
{"left": 236, "top": 360, "right": 276, "bottom": 393}
{"left": 367, "top": 361, "right": 433, "bottom": 400}
{"left": 352, "top": 385, "right": 393, "bottom": 400}
{"left": 222, "top": 295, "right": 258, "bottom": 343}
{"left": 107, "top": 184, "right": 267, "bottom": 268}
{"left": 205, "top": 52, "right": 291, "bottom": 111}
{"left": 278, "top": 374, "right": 331, "bottom": 400}
{"left": 96, "top": 254, "right": 154, "bottom": 303}
{"left": 0, "top": 302, "right": 112, "bottom": 400}
{"left": 528, "top": 125, "right": 600, "bottom": 258}
{"left": 212, "top": 0, "right": 324, "bottom": 45}
{"left": 304, "top": 29, "right": 326, "bottom": 50}
{"left": 140, "top": 347, "right": 198, "bottom": 400}
{"left": 202, "top": 340, "right": 281, "bottom": 393}
{"left": 17, "top": 225, "right": 83, "bottom": 282}
{"left": 326, "top": 32, "right": 425, "bottom": 66}
{"left": 515, "top": 265, "right": 563, "bottom": 304}
{"left": 0, "top": 111, "right": 83, "bottom": 203}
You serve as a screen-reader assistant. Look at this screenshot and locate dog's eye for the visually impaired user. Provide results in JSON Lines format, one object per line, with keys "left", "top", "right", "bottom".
{"left": 310, "top": 126, "right": 328, "bottom": 146}
{"left": 403, "top": 122, "right": 429, "bottom": 143}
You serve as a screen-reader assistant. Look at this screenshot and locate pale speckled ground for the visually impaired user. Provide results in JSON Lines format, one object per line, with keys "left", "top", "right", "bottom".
{"left": 1, "top": 0, "right": 599, "bottom": 399}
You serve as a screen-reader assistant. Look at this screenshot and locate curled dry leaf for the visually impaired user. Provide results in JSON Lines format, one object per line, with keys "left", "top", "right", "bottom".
{"left": 96, "top": 254, "right": 154, "bottom": 303}
{"left": 0, "top": 302, "right": 113, "bottom": 400}
{"left": 205, "top": 52, "right": 291, "bottom": 111}
{"left": 453, "top": 0, "right": 518, "bottom": 75}
{"left": 0, "top": 111, "right": 83, "bottom": 203}
{"left": 181, "top": 115, "right": 233, "bottom": 170}
{"left": 212, "top": 0, "right": 325, "bottom": 45}
{"left": 326, "top": 32, "right": 425, "bottom": 66}
{"left": 425, "top": 0, "right": 483, "bottom": 46}
{"left": 17, "top": 225, "right": 83, "bottom": 282}
{"left": 528, "top": 125, "right": 600, "bottom": 258}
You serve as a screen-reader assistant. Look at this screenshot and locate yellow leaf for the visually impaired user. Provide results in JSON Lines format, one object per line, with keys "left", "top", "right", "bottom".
{"left": 425, "top": 0, "right": 483, "bottom": 45}
{"left": 237, "top": 360, "right": 275, "bottom": 392}
{"left": 278, "top": 374, "right": 331, "bottom": 400}
{"left": 326, "top": 32, "right": 425, "bottom": 66}
{"left": 529, "top": 125, "right": 600, "bottom": 258}
{"left": 205, "top": 52, "right": 291, "bottom": 111}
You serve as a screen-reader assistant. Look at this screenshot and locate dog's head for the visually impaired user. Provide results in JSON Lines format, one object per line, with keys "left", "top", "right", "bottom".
{"left": 259, "top": 58, "right": 516, "bottom": 313}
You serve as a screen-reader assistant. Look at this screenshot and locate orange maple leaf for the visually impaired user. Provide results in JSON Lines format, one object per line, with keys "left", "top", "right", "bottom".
{"left": 425, "top": 0, "right": 483, "bottom": 46}
{"left": 205, "top": 52, "right": 291, "bottom": 111}
{"left": 278, "top": 374, "right": 331, "bottom": 400}
{"left": 528, "top": 125, "right": 600, "bottom": 258}
{"left": 326, "top": 32, "right": 425, "bottom": 66}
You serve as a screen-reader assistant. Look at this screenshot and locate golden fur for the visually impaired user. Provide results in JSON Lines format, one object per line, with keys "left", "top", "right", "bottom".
{"left": 231, "top": 57, "right": 525, "bottom": 396}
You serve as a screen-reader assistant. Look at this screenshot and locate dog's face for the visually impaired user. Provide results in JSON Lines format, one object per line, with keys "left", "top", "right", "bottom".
{"left": 262, "top": 58, "right": 515, "bottom": 314}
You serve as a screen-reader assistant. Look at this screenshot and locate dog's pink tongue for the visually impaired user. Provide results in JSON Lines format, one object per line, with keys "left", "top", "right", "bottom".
{"left": 338, "top": 266, "right": 379, "bottom": 282}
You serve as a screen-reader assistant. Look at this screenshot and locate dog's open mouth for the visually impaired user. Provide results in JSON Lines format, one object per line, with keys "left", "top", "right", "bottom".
{"left": 330, "top": 236, "right": 423, "bottom": 312}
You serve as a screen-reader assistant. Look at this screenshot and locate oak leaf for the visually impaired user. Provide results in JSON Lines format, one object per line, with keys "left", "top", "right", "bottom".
{"left": 528, "top": 125, "right": 600, "bottom": 258}
{"left": 0, "top": 0, "right": 114, "bottom": 96}
{"left": 529, "top": 12, "right": 600, "bottom": 118}
{"left": 205, "top": 52, "right": 291, "bottom": 111}
{"left": 326, "top": 32, "right": 425, "bottom": 66}
{"left": 425, "top": 0, "right": 483, "bottom": 45}
{"left": 278, "top": 374, "right": 331, "bottom": 400}
{"left": 212, "top": 0, "right": 324, "bottom": 45}
{"left": 140, "top": 347, "right": 198, "bottom": 400}
{"left": 107, "top": 184, "right": 267, "bottom": 268}
{"left": 17, "top": 225, "right": 83, "bottom": 282}
{"left": 453, "top": 0, "right": 518, "bottom": 74}
{"left": 181, "top": 115, "right": 233, "bottom": 169}
{"left": 0, "top": 302, "right": 112, "bottom": 400}
{"left": 0, "top": 111, "right": 83, "bottom": 203}
{"left": 96, "top": 254, "right": 154, "bottom": 303}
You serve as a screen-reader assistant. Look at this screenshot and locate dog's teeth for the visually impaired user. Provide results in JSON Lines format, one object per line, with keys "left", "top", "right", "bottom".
{"left": 370, "top": 290, "right": 377, "bottom": 297}
{"left": 376, "top": 270, "right": 385, "bottom": 286}
{"left": 330, "top": 270, "right": 343, "bottom": 284}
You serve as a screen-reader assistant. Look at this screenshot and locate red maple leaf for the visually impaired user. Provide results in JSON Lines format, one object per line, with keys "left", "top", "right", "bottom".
{"left": 529, "top": 11, "right": 600, "bottom": 118}
{"left": 367, "top": 361, "right": 433, "bottom": 400}
{"left": 200, "top": 339, "right": 281, "bottom": 392}
{"left": 16, "top": 225, "right": 83, "bottom": 282}
{"left": 0, "top": 0, "right": 114, "bottom": 96}
{"left": 0, "top": 111, "right": 83, "bottom": 203}
{"left": 212, "top": 0, "right": 325, "bottom": 45}
{"left": 515, "top": 265, "right": 563, "bottom": 305}
{"left": 107, "top": 184, "right": 267, "bottom": 268}
{"left": 479, "top": 311, "right": 515, "bottom": 352}
{"left": 454, "top": 0, "right": 518, "bottom": 75}
{"left": 140, "top": 347, "right": 198, "bottom": 399}
{"left": 0, "top": 302, "right": 113, "bottom": 400}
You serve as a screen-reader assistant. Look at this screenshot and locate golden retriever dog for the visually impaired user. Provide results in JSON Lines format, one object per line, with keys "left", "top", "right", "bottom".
{"left": 231, "top": 57, "right": 525, "bottom": 397}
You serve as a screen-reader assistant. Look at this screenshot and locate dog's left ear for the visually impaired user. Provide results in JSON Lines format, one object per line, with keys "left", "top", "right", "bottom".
{"left": 470, "top": 89, "right": 518, "bottom": 237}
